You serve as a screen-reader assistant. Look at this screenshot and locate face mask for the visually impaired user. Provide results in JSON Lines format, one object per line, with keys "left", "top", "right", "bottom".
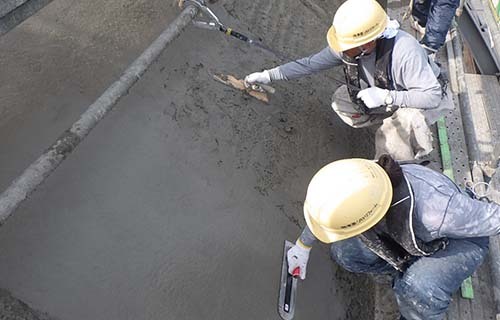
{"left": 341, "top": 47, "right": 368, "bottom": 65}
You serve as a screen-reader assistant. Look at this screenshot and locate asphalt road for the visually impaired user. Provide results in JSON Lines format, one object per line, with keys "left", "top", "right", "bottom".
{"left": 0, "top": 0, "right": 375, "bottom": 319}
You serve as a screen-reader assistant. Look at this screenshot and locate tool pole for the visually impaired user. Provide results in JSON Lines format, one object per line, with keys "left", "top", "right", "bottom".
{"left": 0, "top": 0, "right": 54, "bottom": 37}
{"left": 0, "top": 4, "right": 199, "bottom": 224}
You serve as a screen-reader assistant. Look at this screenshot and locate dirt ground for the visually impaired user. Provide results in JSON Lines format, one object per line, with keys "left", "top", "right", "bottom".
{"left": 0, "top": 0, "right": 375, "bottom": 319}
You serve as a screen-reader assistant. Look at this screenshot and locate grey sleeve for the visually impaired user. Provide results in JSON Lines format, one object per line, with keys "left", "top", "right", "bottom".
{"left": 390, "top": 42, "right": 442, "bottom": 109}
{"left": 298, "top": 225, "right": 318, "bottom": 247}
{"left": 268, "top": 46, "right": 343, "bottom": 81}
{"left": 438, "top": 192, "right": 500, "bottom": 238}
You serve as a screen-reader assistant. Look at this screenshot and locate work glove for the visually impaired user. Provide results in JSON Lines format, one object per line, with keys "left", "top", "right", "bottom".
{"left": 356, "top": 87, "right": 390, "bottom": 109}
{"left": 244, "top": 70, "right": 271, "bottom": 85}
{"left": 286, "top": 240, "right": 311, "bottom": 280}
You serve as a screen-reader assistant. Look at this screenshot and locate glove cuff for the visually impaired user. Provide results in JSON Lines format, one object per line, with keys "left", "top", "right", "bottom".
{"left": 383, "top": 89, "right": 393, "bottom": 105}
{"left": 267, "top": 67, "right": 284, "bottom": 81}
{"left": 296, "top": 238, "right": 312, "bottom": 250}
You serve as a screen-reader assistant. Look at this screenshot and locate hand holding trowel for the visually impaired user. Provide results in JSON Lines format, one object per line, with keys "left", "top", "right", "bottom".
{"left": 243, "top": 71, "right": 276, "bottom": 94}
{"left": 212, "top": 73, "right": 275, "bottom": 103}
{"left": 278, "top": 240, "right": 311, "bottom": 319}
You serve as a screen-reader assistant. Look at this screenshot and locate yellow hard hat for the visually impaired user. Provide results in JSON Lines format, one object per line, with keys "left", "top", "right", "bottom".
{"left": 303, "top": 159, "right": 392, "bottom": 243}
{"left": 326, "top": 0, "right": 388, "bottom": 52}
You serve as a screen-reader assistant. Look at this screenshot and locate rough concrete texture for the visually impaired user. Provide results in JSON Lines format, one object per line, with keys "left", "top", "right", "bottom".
{"left": 0, "top": 0, "right": 55, "bottom": 37}
{"left": 0, "top": 288, "right": 56, "bottom": 320}
{"left": 0, "top": 1, "right": 29, "bottom": 18}
{"left": 0, "top": 0, "right": 376, "bottom": 319}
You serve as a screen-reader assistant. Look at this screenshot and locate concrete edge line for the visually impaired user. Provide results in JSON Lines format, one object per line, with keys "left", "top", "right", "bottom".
{"left": 0, "top": 0, "right": 54, "bottom": 37}
{"left": 441, "top": 30, "right": 475, "bottom": 301}
{"left": 0, "top": 4, "right": 199, "bottom": 225}
{"left": 447, "top": 24, "right": 500, "bottom": 316}
{"left": 0, "top": 0, "right": 29, "bottom": 18}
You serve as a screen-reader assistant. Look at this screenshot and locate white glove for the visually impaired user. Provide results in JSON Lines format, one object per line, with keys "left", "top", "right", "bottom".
{"left": 244, "top": 70, "right": 271, "bottom": 85}
{"left": 287, "top": 240, "right": 311, "bottom": 280}
{"left": 356, "top": 87, "right": 390, "bottom": 109}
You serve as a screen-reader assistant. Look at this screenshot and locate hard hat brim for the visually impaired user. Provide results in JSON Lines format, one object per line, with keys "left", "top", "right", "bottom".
{"left": 303, "top": 161, "right": 393, "bottom": 243}
{"left": 326, "top": 26, "right": 343, "bottom": 52}
{"left": 326, "top": 18, "right": 388, "bottom": 53}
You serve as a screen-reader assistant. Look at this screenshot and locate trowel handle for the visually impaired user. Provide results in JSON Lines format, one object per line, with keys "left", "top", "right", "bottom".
{"left": 292, "top": 267, "right": 300, "bottom": 278}
{"left": 224, "top": 28, "right": 249, "bottom": 42}
{"left": 258, "top": 83, "right": 276, "bottom": 94}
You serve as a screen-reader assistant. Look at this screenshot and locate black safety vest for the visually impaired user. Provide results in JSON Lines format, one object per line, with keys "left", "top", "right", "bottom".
{"left": 358, "top": 175, "right": 448, "bottom": 272}
{"left": 343, "top": 37, "right": 396, "bottom": 115}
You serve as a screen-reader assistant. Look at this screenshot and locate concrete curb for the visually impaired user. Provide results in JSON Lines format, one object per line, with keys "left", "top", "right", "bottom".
{"left": 0, "top": 4, "right": 199, "bottom": 225}
{"left": 0, "top": 0, "right": 54, "bottom": 37}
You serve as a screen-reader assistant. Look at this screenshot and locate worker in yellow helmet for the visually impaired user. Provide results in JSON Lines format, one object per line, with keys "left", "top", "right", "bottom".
{"left": 288, "top": 155, "right": 500, "bottom": 319}
{"left": 245, "top": 0, "right": 453, "bottom": 160}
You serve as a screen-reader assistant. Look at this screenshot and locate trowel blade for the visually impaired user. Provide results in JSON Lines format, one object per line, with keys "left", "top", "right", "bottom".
{"left": 278, "top": 240, "right": 298, "bottom": 320}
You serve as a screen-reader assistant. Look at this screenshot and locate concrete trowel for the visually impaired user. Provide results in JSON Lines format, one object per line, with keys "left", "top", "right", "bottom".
{"left": 212, "top": 73, "right": 274, "bottom": 103}
{"left": 278, "top": 240, "right": 300, "bottom": 320}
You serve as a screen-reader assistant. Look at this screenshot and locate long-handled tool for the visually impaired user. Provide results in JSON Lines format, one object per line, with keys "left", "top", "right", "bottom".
{"left": 184, "top": 1, "right": 352, "bottom": 84}
{"left": 185, "top": 0, "right": 286, "bottom": 59}
{"left": 278, "top": 241, "right": 301, "bottom": 320}
{"left": 185, "top": 0, "right": 393, "bottom": 114}
{"left": 187, "top": 0, "right": 349, "bottom": 84}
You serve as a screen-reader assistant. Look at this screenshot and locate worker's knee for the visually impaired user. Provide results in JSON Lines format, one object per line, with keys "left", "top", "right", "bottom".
{"left": 393, "top": 274, "right": 450, "bottom": 320}
{"left": 330, "top": 238, "right": 392, "bottom": 274}
{"left": 330, "top": 245, "right": 368, "bottom": 273}
{"left": 438, "top": 0, "right": 460, "bottom": 8}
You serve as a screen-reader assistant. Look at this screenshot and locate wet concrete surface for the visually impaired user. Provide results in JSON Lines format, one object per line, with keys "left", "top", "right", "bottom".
{"left": 0, "top": 0, "right": 375, "bottom": 319}
{"left": 0, "top": 288, "right": 56, "bottom": 320}
{"left": 0, "top": 1, "right": 29, "bottom": 17}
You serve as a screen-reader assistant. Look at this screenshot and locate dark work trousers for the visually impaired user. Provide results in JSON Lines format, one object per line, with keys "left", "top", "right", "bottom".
{"left": 330, "top": 236, "right": 489, "bottom": 320}
{"left": 412, "top": 0, "right": 460, "bottom": 51}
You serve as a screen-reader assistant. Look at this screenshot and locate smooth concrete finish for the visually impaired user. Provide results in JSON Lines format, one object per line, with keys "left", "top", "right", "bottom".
{"left": 0, "top": 4, "right": 199, "bottom": 224}
{"left": 0, "top": 0, "right": 375, "bottom": 319}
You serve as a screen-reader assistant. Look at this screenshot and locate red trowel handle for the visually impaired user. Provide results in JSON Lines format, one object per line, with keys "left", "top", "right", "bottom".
{"left": 292, "top": 267, "right": 300, "bottom": 278}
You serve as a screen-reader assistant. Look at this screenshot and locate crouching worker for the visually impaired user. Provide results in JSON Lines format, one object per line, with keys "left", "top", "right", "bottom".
{"left": 288, "top": 155, "right": 500, "bottom": 319}
{"left": 245, "top": 0, "right": 453, "bottom": 159}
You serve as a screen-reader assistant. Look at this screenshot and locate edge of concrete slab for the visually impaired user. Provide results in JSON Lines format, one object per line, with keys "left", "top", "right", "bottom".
{"left": 0, "top": 288, "right": 57, "bottom": 320}
{"left": 375, "top": 1, "right": 500, "bottom": 318}
{"left": 0, "top": 0, "right": 55, "bottom": 37}
{"left": 444, "top": 22, "right": 500, "bottom": 319}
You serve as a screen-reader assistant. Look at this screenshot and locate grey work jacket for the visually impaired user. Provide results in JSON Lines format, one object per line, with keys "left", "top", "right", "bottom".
{"left": 300, "top": 164, "right": 500, "bottom": 247}
{"left": 268, "top": 30, "right": 443, "bottom": 110}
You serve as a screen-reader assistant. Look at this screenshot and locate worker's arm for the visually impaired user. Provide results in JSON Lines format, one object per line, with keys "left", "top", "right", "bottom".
{"left": 268, "top": 46, "right": 343, "bottom": 81}
{"left": 405, "top": 164, "right": 500, "bottom": 239}
{"left": 438, "top": 192, "right": 500, "bottom": 238}
{"left": 388, "top": 35, "right": 443, "bottom": 109}
{"left": 287, "top": 226, "right": 317, "bottom": 280}
{"left": 298, "top": 225, "right": 318, "bottom": 247}
{"left": 245, "top": 47, "right": 342, "bottom": 84}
